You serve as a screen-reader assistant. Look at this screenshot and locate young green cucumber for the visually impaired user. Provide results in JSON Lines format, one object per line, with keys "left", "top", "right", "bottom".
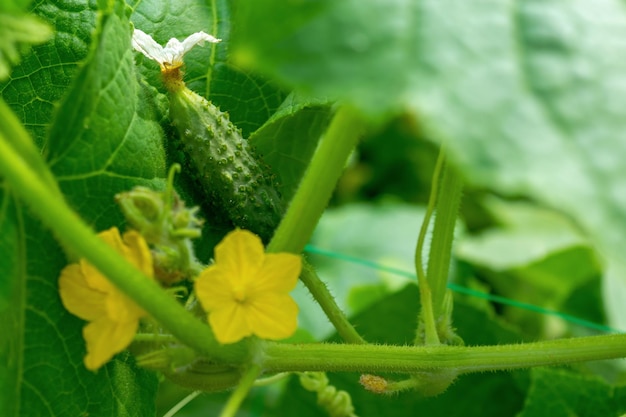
{"left": 168, "top": 86, "right": 284, "bottom": 242}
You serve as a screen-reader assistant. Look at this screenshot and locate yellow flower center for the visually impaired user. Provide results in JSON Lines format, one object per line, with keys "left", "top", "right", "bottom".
{"left": 232, "top": 284, "right": 247, "bottom": 303}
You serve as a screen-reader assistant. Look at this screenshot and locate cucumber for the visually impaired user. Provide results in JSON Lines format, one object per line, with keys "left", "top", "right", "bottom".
{"left": 168, "top": 86, "right": 284, "bottom": 242}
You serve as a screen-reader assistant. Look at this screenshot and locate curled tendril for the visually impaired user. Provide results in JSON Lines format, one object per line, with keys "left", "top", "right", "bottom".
{"left": 299, "top": 372, "right": 358, "bottom": 417}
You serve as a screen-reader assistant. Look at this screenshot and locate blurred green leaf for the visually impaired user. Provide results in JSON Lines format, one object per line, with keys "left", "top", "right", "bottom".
{"left": 233, "top": 0, "right": 626, "bottom": 334}
{"left": 458, "top": 198, "right": 594, "bottom": 271}
{"left": 518, "top": 368, "right": 626, "bottom": 417}
{"left": 457, "top": 199, "right": 602, "bottom": 336}
{"left": 231, "top": 0, "right": 405, "bottom": 116}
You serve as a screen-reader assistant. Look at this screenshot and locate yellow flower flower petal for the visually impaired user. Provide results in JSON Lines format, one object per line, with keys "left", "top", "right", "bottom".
{"left": 214, "top": 229, "right": 264, "bottom": 286}
{"left": 253, "top": 253, "right": 301, "bottom": 293}
{"left": 59, "top": 264, "right": 107, "bottom": 321}
{"left": 58, "top": 226, "right": 154, "bottom": 370}
{"left": 195, "top": 228, "right": 301, "bottom": 344}
{"left": 82, "top": 227, "right": 126, "bottom": 292}
{"left": 208, "top": 302, "right": 254, "bottom": 344}
{"left": 105, "top": 287, "right": 146, "bottom": 323}
{"left": 195, "top": 265, "right": 240, "bottom": 311}
{"left": 247, "top": 294, "right": 299, "bottom": 340}
{"left": 83, "top": 317, "right": 139, "bottom": 371}
{"left": 122, "top": 229, "right": 154, "bottom": 277}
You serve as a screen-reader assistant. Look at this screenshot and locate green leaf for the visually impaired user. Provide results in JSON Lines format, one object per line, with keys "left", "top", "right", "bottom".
{"left": 251, "top": 92, "right": 332, "bottom": 201}
{"left": 277, "top": 286, "right": 526, "bottom": 417}
{"left": 518, "top": 368, "right": 626, "bottom": 417}
{"left": 47, "top": 1, "right": 166, "bottom": 230}
{"left": 0, "top": 1, "right": 163, "bottom": 415}
{"left": 0, "top": 2, "right": 97, "bottom": 147}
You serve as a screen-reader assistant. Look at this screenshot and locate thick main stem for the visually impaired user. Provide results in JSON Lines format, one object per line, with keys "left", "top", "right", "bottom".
{"left": 261, "top": 334, "right": 626, "bottom": 374}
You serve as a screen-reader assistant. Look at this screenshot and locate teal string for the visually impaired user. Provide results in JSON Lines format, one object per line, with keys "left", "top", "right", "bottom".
{"left": 304, "top": 245, "right": 621, "bottom": 334}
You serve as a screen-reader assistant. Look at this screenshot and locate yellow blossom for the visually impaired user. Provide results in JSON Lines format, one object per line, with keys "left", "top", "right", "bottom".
{"left": 194, "top": 229, "right": 301, "bottom": 344}
{"left": 58, "top": 227, "right": 153, "bottom": 370}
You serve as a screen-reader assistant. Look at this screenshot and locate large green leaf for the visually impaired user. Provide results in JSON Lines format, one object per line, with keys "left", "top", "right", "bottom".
{"left": 0, "top": 192, "right": 23, "bottom": 417}
{"left": 232, "top": 0, "right": 626, "bottom": 331}
{"left": 1, "top": 0, "right": 163, "bottom": 415}
{"left": 0, "top": 0, "right": 97, "bottom": 147}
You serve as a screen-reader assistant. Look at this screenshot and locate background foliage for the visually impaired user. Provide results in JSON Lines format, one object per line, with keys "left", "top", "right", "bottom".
{"left": 1, "top": 0, "right": 626, "bottom": 416}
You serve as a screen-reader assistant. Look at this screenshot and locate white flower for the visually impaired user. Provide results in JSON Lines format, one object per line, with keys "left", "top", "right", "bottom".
{"left": 132, "top": 29, "right": 221, "bottom": 70}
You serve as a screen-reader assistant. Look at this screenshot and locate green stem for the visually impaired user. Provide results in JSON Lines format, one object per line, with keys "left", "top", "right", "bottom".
{"left": 414, "top": 150, "right": 445, "bottom": 345}
{"left": 163, "top": 391, "right": 201, "bottom": 417}
{"left": 268, "top": 105, "right": 365, "bottom": 254}
{"left": 0, "top": 128, "right": 246, "bottom": 364}
{"left": 261, "top": 334, "right": 626, "bottom": 374}
{"left": 219, "top": 365, "right": 262, "bottom": 417}
{"left": 300, "top": 261, "right": 366, "bottom": 344}
{"left": 427, "top": 158, "right": 463, "bottom": 319}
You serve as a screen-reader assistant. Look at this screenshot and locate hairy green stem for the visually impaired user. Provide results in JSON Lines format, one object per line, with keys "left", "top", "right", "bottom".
{"left": 268, "top": 105, "right": 365, "bottom": 254}
{"left": 300, "top": 261, "right": 366, "bottom": 344}
{"left": 414, "top": 150, "right": 445, "bottom": 345}
{"left": 0, "top": 128, "right": 246, "bottom": 364}
{"left": 427, "top": 159, "right": 463, "bottom": 318}
{"left": 261, "top": 334, "right": 626, "bottom": 374}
